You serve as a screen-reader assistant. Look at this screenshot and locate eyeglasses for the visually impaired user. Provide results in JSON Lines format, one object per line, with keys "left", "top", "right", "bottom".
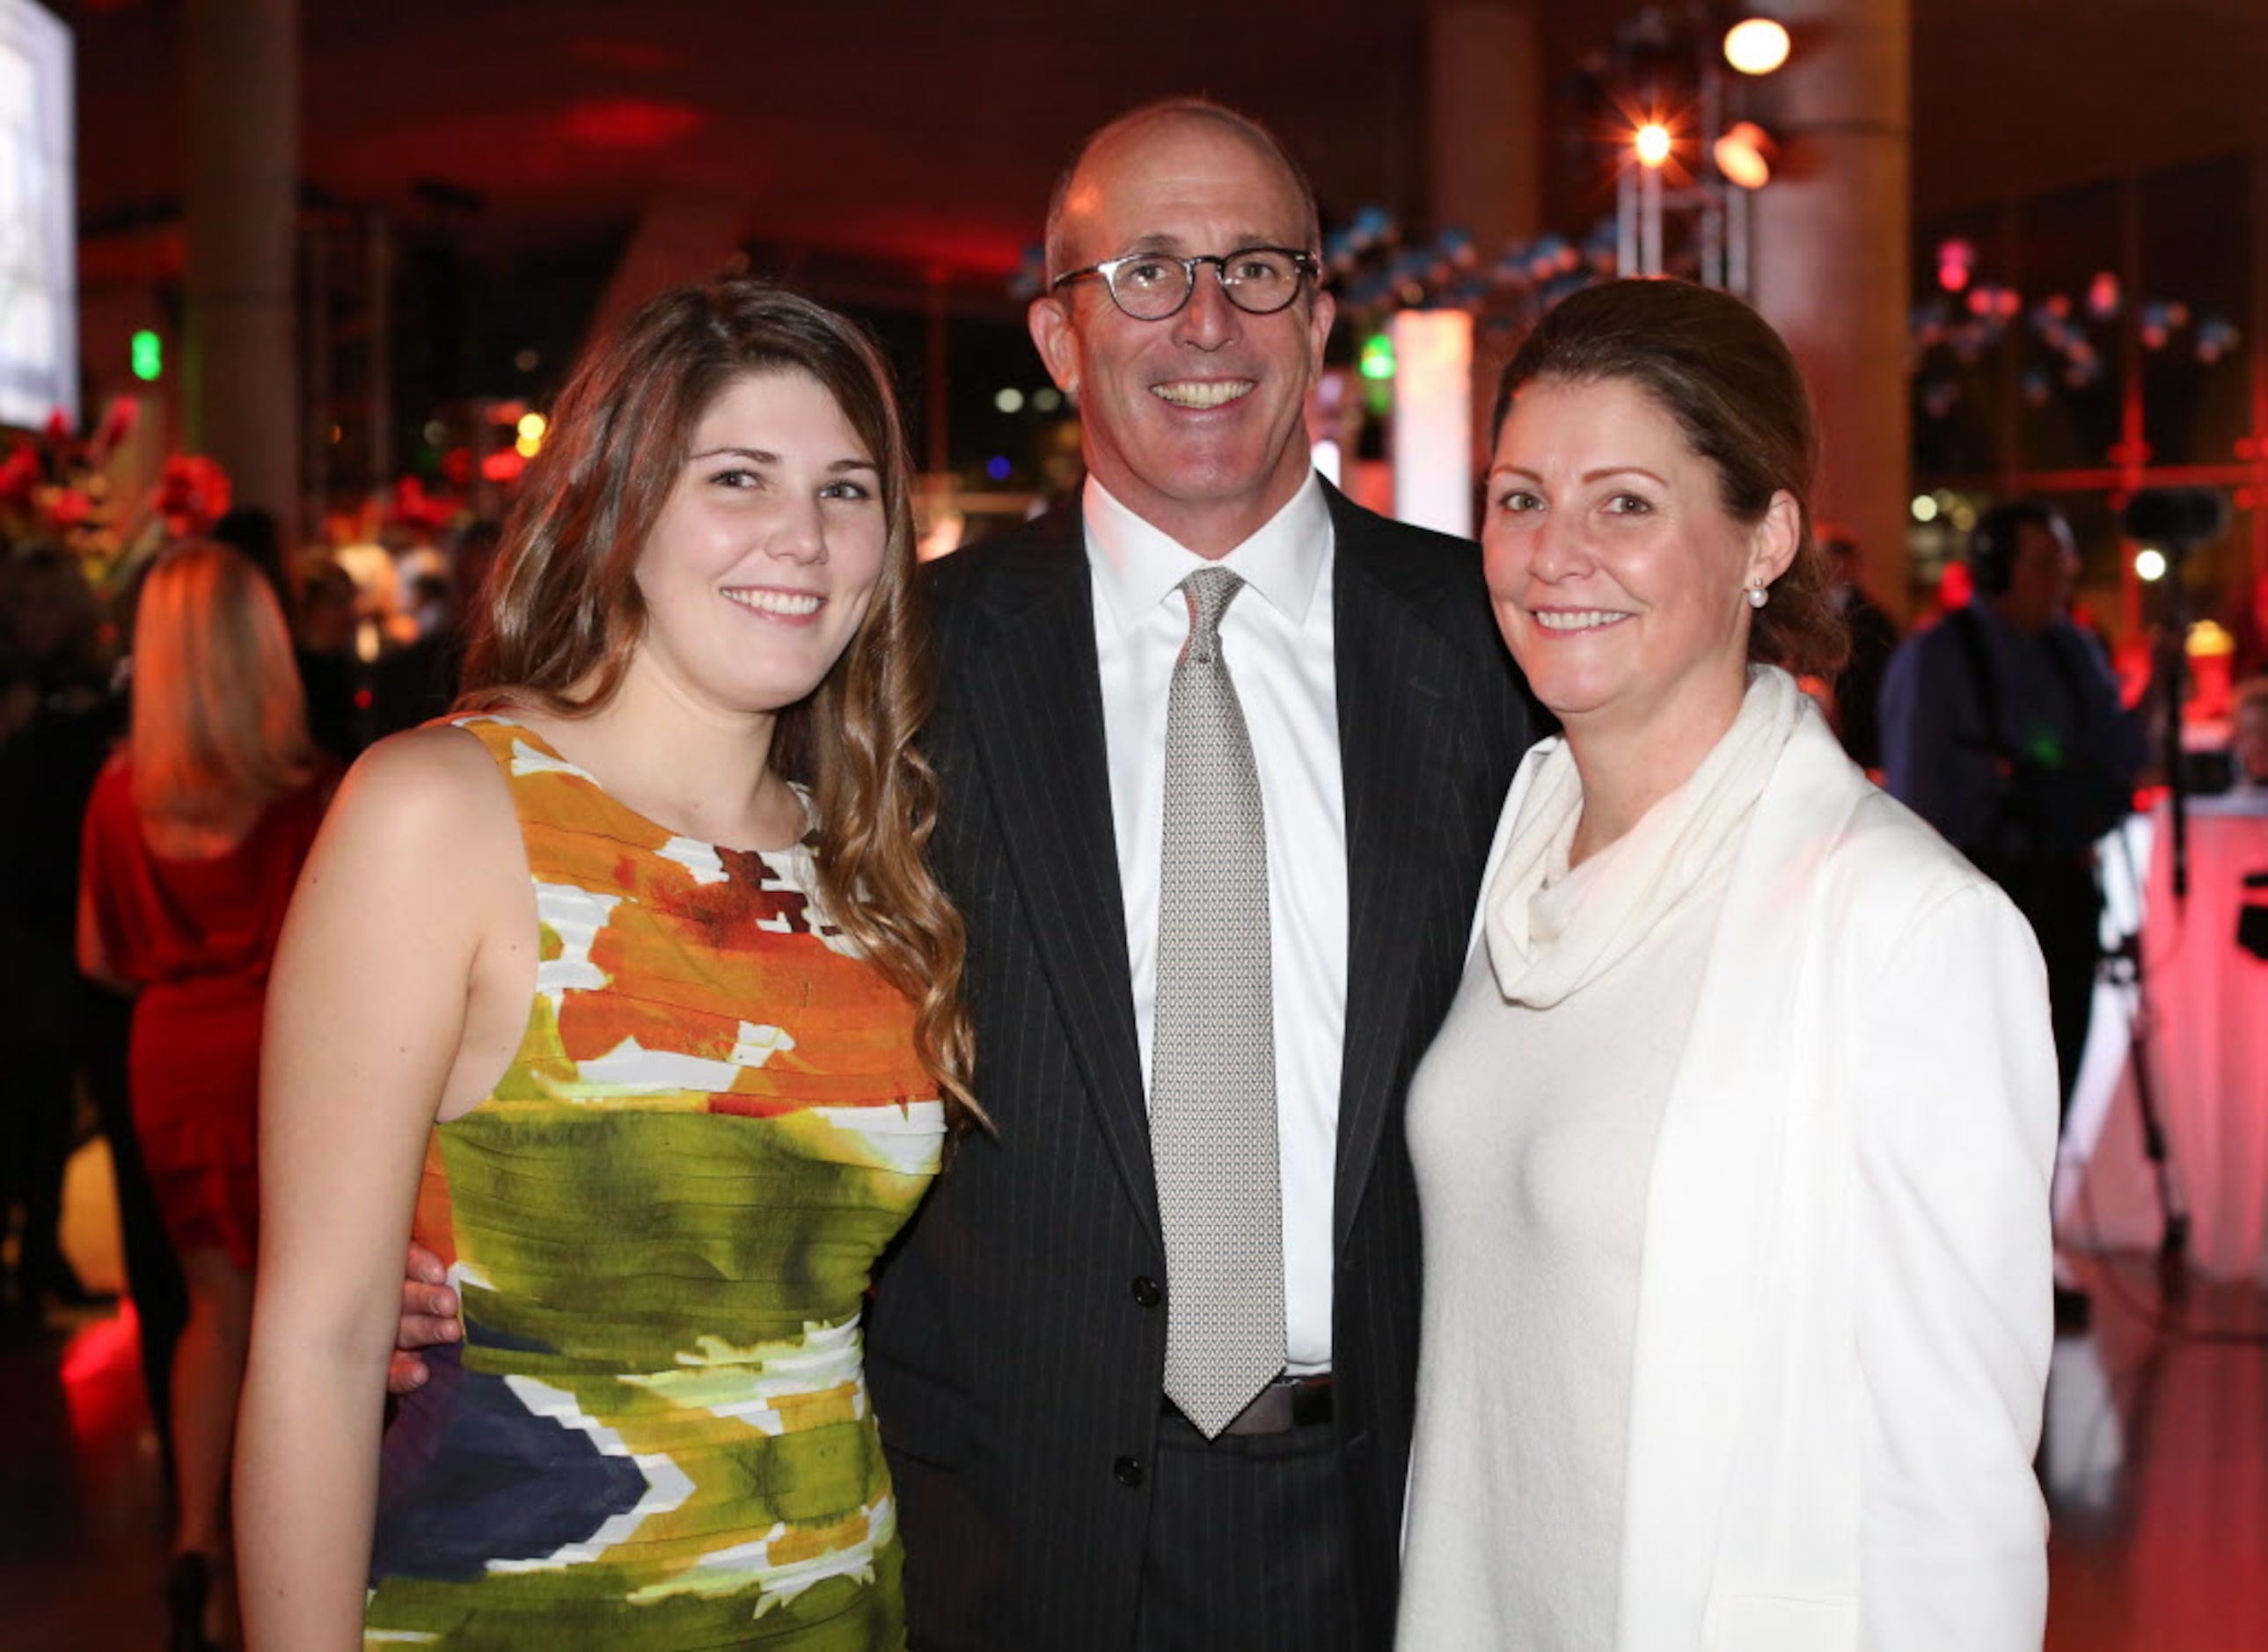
{"left": 1050, "top": 246, "right": 1320, "bottom": 322}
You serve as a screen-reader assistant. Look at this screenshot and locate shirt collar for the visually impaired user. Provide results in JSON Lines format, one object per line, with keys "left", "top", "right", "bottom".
{"left": 1084, "top": 471, "right": 1332, "bottom": 637}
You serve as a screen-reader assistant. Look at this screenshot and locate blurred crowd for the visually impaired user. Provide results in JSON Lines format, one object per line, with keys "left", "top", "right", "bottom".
{"left": 0, "top": 510, "right": 503, "bottom": 1303}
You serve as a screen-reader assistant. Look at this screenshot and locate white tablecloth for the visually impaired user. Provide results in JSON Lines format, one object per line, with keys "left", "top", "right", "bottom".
{"left": 2060, "top": 796, "right": 2268, "bottom": 1283}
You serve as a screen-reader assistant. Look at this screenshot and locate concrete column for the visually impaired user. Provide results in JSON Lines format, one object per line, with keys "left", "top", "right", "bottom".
{"left": 1749, "top": 0, "right": 1913, "bottom": 617}
{"left": 582, "top": 181, "right": 753, "bottom": 356}
{"left": 185, "top": 0, "right": 301, "bottom": 532}
{"left": 1428, "top": 0, "right": 1547, "bottom": 473}
{"left": 1427, "top": 0, "right": 1547, "bottom": 257}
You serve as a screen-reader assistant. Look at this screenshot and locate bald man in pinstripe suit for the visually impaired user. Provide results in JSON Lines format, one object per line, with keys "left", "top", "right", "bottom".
{"left": 867, "top": 99, "right": 1538, "bottom": 1650}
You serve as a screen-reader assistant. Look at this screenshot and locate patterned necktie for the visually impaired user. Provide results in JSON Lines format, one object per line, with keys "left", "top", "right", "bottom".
{"left": 1152, "top": 566, "right": 1285, "bottom": 1438}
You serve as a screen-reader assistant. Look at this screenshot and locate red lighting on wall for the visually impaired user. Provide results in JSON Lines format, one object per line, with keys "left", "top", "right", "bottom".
{"left": 557, "top": 99, "right": 704, "bottom": 151}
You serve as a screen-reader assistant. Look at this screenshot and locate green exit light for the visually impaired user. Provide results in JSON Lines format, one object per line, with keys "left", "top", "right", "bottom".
{"left": 1357, "top": 332, "right": 1395, "bottom": 381}
{"left": 131, "top": 330, "right": 162, "bottom": 382}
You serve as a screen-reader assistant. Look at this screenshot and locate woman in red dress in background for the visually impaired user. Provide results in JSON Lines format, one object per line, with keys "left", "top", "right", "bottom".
{"left": 78, "top": 540, "right": 333, "bottom": 1650}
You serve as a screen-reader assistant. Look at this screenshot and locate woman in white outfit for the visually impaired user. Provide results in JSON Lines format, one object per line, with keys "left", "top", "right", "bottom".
{"left": 1396, "top": 279, "right": 2056, "bottom": 1652}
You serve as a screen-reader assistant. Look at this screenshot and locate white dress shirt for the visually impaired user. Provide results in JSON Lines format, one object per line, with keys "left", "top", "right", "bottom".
{"left": 1085, "top": 473, "right": 1347, "bottom": 1372}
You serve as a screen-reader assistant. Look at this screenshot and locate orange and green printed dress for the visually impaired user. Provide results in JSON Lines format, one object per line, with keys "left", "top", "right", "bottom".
{"left": 363, "top": 717, "right": 944, "bottom": 1649}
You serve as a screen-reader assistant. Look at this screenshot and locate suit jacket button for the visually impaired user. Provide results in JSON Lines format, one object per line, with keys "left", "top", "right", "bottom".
{"left": 1130, "top": 1275, "right": 1161, "bottom": 1308}
{"left": 1113, "top": 1455, "right": 1145, "bottom": 1488}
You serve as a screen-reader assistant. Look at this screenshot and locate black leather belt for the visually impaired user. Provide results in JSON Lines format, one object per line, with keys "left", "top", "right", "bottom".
{"left": 1172, "top": 1373, "right": 1335, "bottom": 1437}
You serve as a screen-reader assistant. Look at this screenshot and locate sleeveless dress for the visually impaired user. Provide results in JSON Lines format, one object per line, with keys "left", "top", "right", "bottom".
{"left": 77, "top": 759, "right": 333, "bottom": 1269}
{"left": 364, "top": 717, "right": 944, "bottom": 1649}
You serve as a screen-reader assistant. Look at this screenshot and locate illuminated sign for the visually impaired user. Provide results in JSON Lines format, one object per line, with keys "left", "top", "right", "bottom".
{"left": 0, "top": 0, "right": 76, "bottom": 431}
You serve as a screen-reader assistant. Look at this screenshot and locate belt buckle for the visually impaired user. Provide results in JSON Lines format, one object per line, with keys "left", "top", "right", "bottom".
{"left": 1218, "top": 1373, "right": 1333, "bottom": 1437}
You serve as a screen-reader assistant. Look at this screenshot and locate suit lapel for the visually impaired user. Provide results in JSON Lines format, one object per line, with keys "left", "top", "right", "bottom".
{"left": 1329, "top": 493, "right": 1470, "bottom": 1247}
{"left": 960, "top": 508, "right": 1159, "bottom": 1237}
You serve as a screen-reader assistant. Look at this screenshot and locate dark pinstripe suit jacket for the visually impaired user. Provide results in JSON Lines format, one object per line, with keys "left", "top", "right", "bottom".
{"left": 868, "top": 483, "right": 1538, "bottom": 1649}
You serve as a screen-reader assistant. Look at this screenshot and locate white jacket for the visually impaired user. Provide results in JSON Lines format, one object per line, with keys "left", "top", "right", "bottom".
{"left": 1473, "top": 705, "right": 2056, "bottom": 1652}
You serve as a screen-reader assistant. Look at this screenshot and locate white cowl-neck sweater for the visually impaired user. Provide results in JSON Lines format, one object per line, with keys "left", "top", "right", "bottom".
{"left": 1397, "top": 668, "right": 1804, "bottom": 1649}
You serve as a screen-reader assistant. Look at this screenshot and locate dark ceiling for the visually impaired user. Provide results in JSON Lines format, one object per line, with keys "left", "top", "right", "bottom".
{"left": 57, "top": 0, "right": 2268, "bottom": 303}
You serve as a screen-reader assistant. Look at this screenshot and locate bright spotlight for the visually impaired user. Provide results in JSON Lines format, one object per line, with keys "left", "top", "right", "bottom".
{"left": 1911, "top": 495, "right": 1939, "bottom": 523}
{"left": 1635, "top": 123, "right": 1672, "bottom": 168}
{"left": 1713, "top": 121, "right": 1774, "bottom": 189}
{"left": 1724, "top": 17, "right": 1791, "bottom": 76}
{"left": 516, "top": 411, "right": 547, "bottom": 443}
{"left": 2134, "top": 548, "right": 2168, "bottom": 582}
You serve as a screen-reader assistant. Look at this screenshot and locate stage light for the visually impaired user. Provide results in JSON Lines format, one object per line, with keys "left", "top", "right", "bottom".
{"left": 130, "top": 330, "right": 162, "bottom": 382}
{"left": 516, "top": 411, "right": 546, "bottom": 443}
{"left": 2135, "top": 548, "right": 2168, "bottom": 582}
{"left": 1635, "top": 123, "right": 1672, "bottom": 168}
{"left": 994, "top": 388, "right": 1025, "bottom": 414}
{"left": 1911, "top": 494, "right": 1939, "bottom": 523}
{"left": 1714, "top": 121, "right": 1774, "bottom": 188}
{"left": 1723, "top": 17, "right": 1791, "bottom": 76}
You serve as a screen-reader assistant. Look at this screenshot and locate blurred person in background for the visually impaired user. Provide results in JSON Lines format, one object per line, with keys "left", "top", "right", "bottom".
{"left": 1879, "top": 501, "right": 2147, "bottom": 1331}
{"left": 369, "top": 522, "right": 501, "bottom": 740}
{"left": 12, "top": 543, "right": 201, "bottom": 1467}
{"left": 293, "top": 552, "right": 367, "bottom": 762}
{"left": 212, "top": 508, "right": 296, "bottom": 635}
{"left": 78, "top": 542, "right": 335, "bottom": 1652}
{"left": 1820, "top": 527, "right": 1899, "bottom": 773}
{"left": 0, "top": 542, "right": 117, "bottom": 1317}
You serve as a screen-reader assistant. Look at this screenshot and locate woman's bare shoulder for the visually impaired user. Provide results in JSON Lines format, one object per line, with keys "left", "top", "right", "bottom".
{"left": 316, "top": 722, "right": 521, "bottom": 881}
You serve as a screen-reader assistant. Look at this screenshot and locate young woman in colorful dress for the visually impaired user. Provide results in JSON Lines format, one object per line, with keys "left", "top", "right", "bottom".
{"left": 236, "top": 280, "right": 977, "bottom": 1650}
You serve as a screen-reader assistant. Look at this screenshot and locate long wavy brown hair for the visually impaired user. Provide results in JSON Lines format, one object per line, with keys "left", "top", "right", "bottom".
{"left": 458, "top": 279, "right": 981, "bottom": 1133}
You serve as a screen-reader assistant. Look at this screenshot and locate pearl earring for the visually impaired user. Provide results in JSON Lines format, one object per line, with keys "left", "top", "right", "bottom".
{"left": 1746, "top": 583, "right": 1767, "bottom": 610}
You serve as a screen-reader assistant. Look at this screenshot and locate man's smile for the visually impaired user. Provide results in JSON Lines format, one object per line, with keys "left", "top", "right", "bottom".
{"left": 1149, "top": 378, "right": 1256, "bottom": 409}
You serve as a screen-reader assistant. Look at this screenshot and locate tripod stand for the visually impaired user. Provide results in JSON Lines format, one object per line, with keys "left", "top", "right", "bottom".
{"left": 2105, "top": 486, "right": 2228, "bottom": 1276}
{"left": 2096, "top": 829, "right": 2191, "bottom": 1290}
